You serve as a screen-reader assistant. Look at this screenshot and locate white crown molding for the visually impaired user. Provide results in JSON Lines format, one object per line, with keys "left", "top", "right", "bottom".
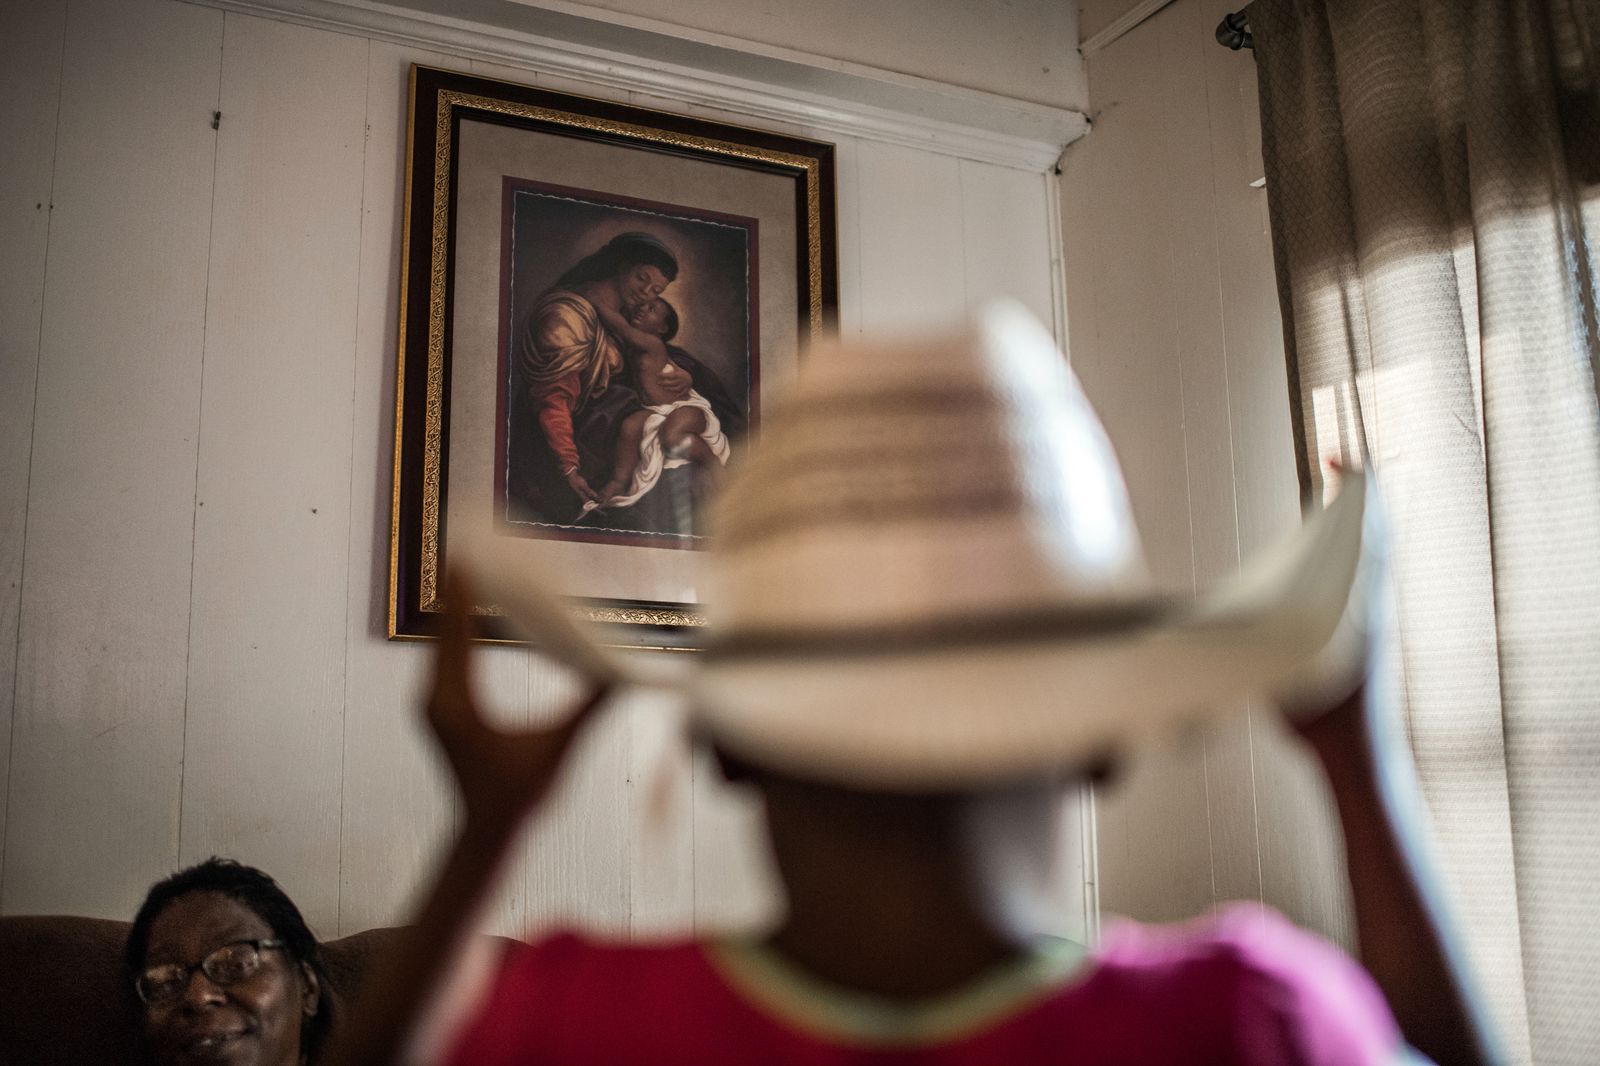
{"left": 1079, "top": 0, "right": 1176, "bottom": 59}
{"left": 179, "top": 0, "right": 1088, "bottom": 171}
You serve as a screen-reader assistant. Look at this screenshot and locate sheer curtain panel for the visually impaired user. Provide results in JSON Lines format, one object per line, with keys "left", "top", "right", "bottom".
{"left": 1249, "top": 1, "right": 1600, "bottom": 1062}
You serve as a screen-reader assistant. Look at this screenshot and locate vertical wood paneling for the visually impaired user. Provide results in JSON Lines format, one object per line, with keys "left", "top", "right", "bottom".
{"left": 855, "top": 141, "right": 966, "bottom": 331}
{"left": 477, "top": 657, "right": 633, "bottom": 940}
{"left": 0, "top": 0, "right": 69, "bottom": 894}
{"left": 1139, "top": 1, "right": 1263, "bottom": 907}
{"left": 1061, "top": 16, "right": 1216, "bottom": 924}
{"left": 517, "top": 672, "right": 634, "bottom": 938}
{"left": 689, "top": 743, "right": 781, "bottom": 935}
{"left": 831, "top": 136, "right": 865, "bottom": 339}
{"left": 958, "top": 156, "right": 1092, "bottom": 941}
{"left": 623, "top": 691, "right": 696, "bottom": 936}
{"left": 1194, "top": 0, "right": 1350, "bottom": 944}
{"left": 1061, "top": 0, "right": 1349, "bottom": 941}
{"left": 957, "top": 160, "right": 1056, "bottom": 325}
{"left": 464, "top": 651, "right": 536, "bottom": 938}
{"left": 177, "top": 13, "right": 368, "bottom": 936}
{"left": 549, "top": 684, "right": 638, "bottom": 932}
{"left": 337, "top": 40, "right": 459, "bottom": 938}
{"left": 1, "top": 0, "right": 222, "bottom": 918}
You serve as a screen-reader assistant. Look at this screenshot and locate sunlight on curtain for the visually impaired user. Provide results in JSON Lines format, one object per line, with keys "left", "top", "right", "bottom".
{"left": 1251, "top": 1, "right": 1600, "bottom": 1062}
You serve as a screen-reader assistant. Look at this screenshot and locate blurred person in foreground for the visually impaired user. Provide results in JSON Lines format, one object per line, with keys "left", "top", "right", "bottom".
{"left": 328, "top": 304, "right": 1501, "bottom": 1065}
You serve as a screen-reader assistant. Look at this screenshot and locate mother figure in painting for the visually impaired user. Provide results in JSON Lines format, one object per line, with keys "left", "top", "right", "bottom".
{"left": 507, "top": 231, "right": 679, "bottom": 527}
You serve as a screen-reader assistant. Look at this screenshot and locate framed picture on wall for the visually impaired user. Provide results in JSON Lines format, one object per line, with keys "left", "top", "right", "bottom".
{"left": 389, "top": 65, "right": 838, "bottom": 648}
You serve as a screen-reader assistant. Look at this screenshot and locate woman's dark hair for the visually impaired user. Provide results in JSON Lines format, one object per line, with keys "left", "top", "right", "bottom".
{"left": 555, "top": 231, "right": 679, "bottom": 289}
{"left": 126, "top": 858, "right": 332, "bottom": 1057}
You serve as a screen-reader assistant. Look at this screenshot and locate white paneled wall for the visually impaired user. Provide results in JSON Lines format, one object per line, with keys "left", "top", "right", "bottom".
{"left": 0, "top": 0, "right": 1072, "bottom": 942}
{"left": 336, "top": 33, "right": 459, "bottom": 940}
{"left": 4, "top": 0, "right": 222, "bottom": 920}
{"left": 0, "top": 0, "right": 70, "bottom": 892}
{"left": 178, "top": 9, "right": 368, "bottom": 931}
{"left": 1059, "top": 0, "right": 1352, "bottom": 945}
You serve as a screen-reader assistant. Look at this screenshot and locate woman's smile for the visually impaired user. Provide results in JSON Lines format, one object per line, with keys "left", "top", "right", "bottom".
{"left": 176, "top": 1023, "right": 251, "bottom": 1062}
{"left": 141, "top": 893, "right": 314, "bottom": 1066}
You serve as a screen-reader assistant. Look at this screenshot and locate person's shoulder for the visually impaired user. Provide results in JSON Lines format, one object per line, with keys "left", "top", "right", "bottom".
{"left": 1097, "top": 904, "right": 1405, "bottom": 1065}
{"left": 1098, "top": 903, "right": 1355, "bottom": 979}
{"left": 530, "top": 289, "right": 598, "bottom": 322}
{"left": 521, "top": 291, "right": 603, "bottom": 358}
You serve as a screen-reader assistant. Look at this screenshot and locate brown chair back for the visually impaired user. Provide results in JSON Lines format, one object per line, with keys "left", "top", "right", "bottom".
{"left": 0, "top": 915, "right": 481, "bottom": 1065}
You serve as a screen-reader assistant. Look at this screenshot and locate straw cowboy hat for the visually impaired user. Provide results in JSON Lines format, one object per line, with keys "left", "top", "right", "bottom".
{"left": 465, "top": 301, "right": 1376, "bottom": 789}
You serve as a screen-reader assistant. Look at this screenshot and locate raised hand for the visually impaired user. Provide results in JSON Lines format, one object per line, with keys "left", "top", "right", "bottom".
{"left": 426, "top": 568, "right": 611, "bottom": 831}
{"left": 323, "top": 572, "right": 615, "bottom": 1066}
{"left": 1268, "top": 473, "right": 1503, "bottom": 1066}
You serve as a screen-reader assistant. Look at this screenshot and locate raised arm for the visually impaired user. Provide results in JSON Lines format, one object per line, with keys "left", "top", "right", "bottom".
{"left": 321, "top": 573, "right": 611, "bottom": 1066}
{"left": 1291, "top": 684, "right": 1504, "bottom": 1066}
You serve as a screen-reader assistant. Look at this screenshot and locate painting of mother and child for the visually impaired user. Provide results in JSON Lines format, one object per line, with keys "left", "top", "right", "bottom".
{"left": 498, "top": 181, "right": 756, "bottom": 546}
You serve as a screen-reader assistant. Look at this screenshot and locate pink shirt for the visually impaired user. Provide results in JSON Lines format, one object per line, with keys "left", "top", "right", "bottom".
{"left": 446, "top": 906, "right": 1408, "bottom": 1064}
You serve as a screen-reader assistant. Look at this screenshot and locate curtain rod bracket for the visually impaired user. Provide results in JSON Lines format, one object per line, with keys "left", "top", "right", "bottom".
{"left": 1216, "top": 11, "right": 1254, "bottom": 50}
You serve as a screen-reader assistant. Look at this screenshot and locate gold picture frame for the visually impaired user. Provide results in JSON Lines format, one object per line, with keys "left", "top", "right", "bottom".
{"left": 389, "top": 66, "right": 837, "bottom": 646}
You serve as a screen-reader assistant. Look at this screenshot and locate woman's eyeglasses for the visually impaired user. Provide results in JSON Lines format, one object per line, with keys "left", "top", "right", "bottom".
{"left": 135, "top": 939, "right": 286, "bottom": 1005}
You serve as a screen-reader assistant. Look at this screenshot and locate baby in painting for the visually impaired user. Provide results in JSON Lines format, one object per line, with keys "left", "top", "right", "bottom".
{"left": 589, "top": 297, "right": 731, "bottom": 510}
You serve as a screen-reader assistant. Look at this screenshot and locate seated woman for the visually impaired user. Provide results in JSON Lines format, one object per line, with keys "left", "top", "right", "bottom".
{"left": 126, "top": 858, "right": 328, "bottom": 1066}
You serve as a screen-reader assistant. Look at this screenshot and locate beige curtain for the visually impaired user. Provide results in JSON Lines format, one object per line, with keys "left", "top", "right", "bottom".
{"left": 1250, "top": 1, "right": 1600, "bottom": 1062}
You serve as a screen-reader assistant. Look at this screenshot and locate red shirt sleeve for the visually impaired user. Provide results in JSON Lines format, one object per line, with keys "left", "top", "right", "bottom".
{"left": 1207, "top": 906, "right": 1408, "bottom": 1066}
{"left": 1090, "top": 905, "right": 1409, "bottom": 1065}
{"left": 535, "top": 373, "right": 583, "bottom": 472}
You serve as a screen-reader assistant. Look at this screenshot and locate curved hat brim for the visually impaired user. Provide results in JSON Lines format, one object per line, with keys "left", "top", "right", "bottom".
{"left": 461, "top": 473, "right": 1373, "bottom": 789}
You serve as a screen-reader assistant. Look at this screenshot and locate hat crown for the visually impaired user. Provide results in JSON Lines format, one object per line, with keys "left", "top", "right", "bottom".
{"left": 709, "top": 301, "right": 1149, "bottom": 633}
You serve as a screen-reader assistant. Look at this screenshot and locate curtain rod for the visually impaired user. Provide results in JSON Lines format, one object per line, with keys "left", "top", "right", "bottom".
{"left": 1216, "top": 10, "right": 1254, "bottom": 50}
